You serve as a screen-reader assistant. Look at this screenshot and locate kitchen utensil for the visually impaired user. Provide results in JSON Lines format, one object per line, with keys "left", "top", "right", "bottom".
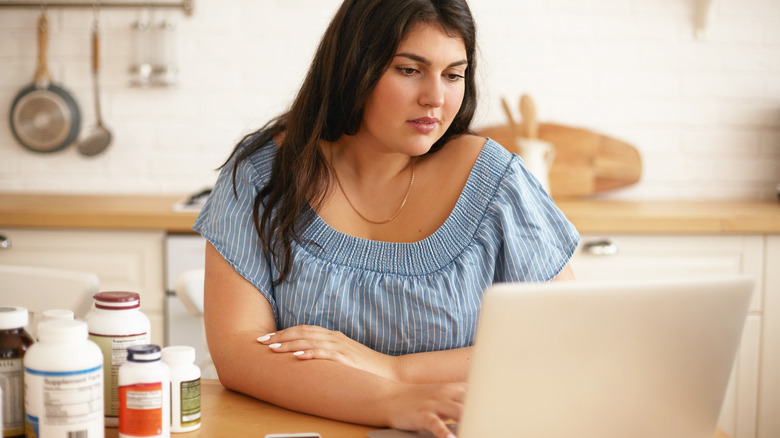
{"left": 519, "top": 94, "right": 538, "bottom": 139}
{"left": 151, "top": 18, "right": 178, "bottom": 87}
{"left": 477, "top": 122, "right": 642, "bottom": 198}
{"left": 499, "top": 97, "right": 520, "bottom": 154}
{"left": 9, "top": 12, "right": 81, "bottom": 153}
{"left": 515, "top": 94, "right": 555, "bottom": 192}
{"left": 78, "top": 9, "right": 112, "bottom": 157}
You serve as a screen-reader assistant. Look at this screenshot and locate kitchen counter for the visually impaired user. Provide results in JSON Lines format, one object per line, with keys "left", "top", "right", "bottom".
{"left": 1, "top": 193, "right": 779, "bottom": 234}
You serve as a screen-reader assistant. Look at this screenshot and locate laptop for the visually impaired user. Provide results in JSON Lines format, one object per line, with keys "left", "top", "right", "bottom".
{"left": 368, "top": 275, "right": 753, "bottom": 438}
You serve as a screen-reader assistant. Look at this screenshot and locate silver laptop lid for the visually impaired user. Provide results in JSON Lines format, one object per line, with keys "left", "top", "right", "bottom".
{"left": 459, "top": 275, "right": 753, "bottom": 438}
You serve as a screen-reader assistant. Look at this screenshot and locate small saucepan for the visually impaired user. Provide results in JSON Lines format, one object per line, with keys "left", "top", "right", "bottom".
{"left": 9, "top": 12, "right": 81, "bottom": 153}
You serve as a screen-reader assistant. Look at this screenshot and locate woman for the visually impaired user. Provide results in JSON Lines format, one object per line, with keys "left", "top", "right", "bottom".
{"left": 194, "top": 1, "right": 579, "bottom": 437}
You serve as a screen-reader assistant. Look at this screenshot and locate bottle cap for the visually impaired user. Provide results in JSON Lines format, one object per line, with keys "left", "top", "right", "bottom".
{"left": 0, "top": 306, "right": 29, "bottom": 330}
{"left": 127, "top": 344, "right": 162, "bottom": 362}
{"left": 37, "top": 319, "right": 89, "bottom": 342}
{"left": 93, "top": 291, "right": 141, "bottom": 310}
{"left": 42, "top": 309, "right": 74, "bottom": 321}
{"left": 162, "top": 345, "right": 196, "bottom": 365}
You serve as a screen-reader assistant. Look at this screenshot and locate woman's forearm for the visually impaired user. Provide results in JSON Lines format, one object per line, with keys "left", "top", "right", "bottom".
{"left": 214, "top": 329, "right": 402, "bottom": 426}
{"left": 394, "top": 346, "right": 473, "bottom": 384}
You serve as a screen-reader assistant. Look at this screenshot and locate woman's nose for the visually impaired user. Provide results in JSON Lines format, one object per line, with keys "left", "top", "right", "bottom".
{"left": 418, "top": 78, "right": 445, "bottom": 108}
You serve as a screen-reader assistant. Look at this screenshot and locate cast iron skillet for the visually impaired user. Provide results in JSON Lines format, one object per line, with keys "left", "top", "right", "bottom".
{"left": 10, "top": 12, "right": 81, "bottom": 153}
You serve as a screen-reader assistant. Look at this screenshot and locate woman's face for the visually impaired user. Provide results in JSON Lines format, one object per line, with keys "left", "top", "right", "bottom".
{"left": 356, "top": 23, "right": 468, "bottom": 156}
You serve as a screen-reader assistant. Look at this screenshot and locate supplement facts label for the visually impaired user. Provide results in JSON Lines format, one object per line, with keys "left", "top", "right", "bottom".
{"left": 179, "top": 378, "right": 201, "bottom": 426}
{"left": 23, "top": 365, "right": 103, "bottom": 438}
{"left": 119, "top": 382, "right": 163, "bottom": 436}
{"left": 1, "top": 358, "right": 24, "bottom": 437}
{"left": 88, "top": 333, "right": 148, "bottom": 417}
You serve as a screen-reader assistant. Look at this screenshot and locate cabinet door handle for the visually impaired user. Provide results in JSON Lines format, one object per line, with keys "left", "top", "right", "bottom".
{"left": 582, "top": 239, "right": 618, "bottom": 256}
{"left": 0, "top": 234, "right": 10, "bottom": 249}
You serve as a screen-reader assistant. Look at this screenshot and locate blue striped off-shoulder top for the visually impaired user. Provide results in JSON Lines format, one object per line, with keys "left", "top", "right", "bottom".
{"left": 193, "top": 137, "right": 580, "bottom": 356}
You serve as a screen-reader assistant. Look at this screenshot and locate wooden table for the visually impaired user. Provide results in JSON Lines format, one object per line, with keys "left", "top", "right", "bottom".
{"left": 104, "top": 379, "right": 733, "bottom": 438}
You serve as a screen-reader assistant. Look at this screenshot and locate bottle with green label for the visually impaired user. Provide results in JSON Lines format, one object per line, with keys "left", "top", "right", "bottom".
{"left": 162, "top": 346, "right": 201, "bottom": 432}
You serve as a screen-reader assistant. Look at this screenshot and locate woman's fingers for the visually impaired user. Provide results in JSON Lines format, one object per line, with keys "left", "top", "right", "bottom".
{"left": 256, "top": 325, "right": 398, "bottom": 380}
{"left": 385, "top": 382, "right": 465, "bottom": 438}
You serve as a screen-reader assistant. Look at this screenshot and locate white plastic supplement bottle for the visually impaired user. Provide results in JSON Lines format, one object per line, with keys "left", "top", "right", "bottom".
{"left": 118, "top": 344, "right": 170, "bottom": 438}
{"left": 86, "top": 291, "right": 151, "bottom": 427}
{"left": 162, "top": 346, "right": 201, "bottom": 432}
{"left": 23, "top": 319, "right": 104, "bottom": 438}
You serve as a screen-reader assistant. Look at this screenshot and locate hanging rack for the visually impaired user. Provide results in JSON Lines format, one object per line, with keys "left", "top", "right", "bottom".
{"left": 0, "top": 0, "right": 193, "bottom": 16}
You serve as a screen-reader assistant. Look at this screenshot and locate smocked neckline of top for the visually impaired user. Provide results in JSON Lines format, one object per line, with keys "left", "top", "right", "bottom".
{"left": 296, "top": 138, "right": 510, "bottom": 275}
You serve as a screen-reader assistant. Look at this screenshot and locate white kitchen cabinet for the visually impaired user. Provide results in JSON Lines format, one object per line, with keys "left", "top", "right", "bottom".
{"left": 570, "top": 234, "right": 764, "bottom": 438}
{"left": 0, "top": 228, "right": 166, "bottom": 346}
{"left": 758, "top": 235, "right": 780, "bottom": 438}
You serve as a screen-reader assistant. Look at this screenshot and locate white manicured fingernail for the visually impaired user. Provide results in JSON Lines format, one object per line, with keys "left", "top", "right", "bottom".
{"left": 293, "top": 351, "right": 305, "bottom": 356}
{"left": 256, "top": 333, "right": 275, "bottom": 342}
{"left": 269, "top": 343, "right": 282, "bottom": 349}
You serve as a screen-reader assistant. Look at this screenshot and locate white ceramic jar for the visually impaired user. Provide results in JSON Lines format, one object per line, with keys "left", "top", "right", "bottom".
{"left": 118, "top": 344, "right": 170, "bottom": 438}
{"left": 162, "top": 346, "right": 201, "bottom": 432}
{"left": 86, "top": 291, "right": 151, "bottom": 427}
{"left": 23, "top": 319, "right": 104, "bottom": 438}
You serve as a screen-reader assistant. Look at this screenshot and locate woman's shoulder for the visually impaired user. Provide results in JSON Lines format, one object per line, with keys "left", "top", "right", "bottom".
{"left": 429, "top": 134, "right": 512, "bottom": 175}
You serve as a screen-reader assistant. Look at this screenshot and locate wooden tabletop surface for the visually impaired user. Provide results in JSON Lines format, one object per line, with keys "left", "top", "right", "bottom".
{"left": 102, "top": 379, "right": 732, "bottom": 438}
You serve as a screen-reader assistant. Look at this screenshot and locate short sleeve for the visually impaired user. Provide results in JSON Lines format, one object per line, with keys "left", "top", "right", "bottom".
{"left": 490, "top": 154, "right": 580, "bottom": 282}
{"left": 192, "top": 146, "right": 278, "bottom": 321}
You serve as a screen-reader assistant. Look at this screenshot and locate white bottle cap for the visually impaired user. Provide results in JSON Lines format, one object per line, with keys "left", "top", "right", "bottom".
{"left": 37, "top": 319, "right": 89, "bottom": 343}
{"left": 42, "top": 309, "right": 75, "bottom": 321}
{"left": 0, "top": 306, "right": 29, "bottom": 330}
{"left": 162, "top": 345, "right": 196, "bottom": 365}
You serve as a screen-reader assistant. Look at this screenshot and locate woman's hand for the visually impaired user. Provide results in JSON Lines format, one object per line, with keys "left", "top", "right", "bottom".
{"left": 384, "top": 381, "right": 466, "bottom": 438}
{"left": 257, "top": 325, "right": 401, "bottom": 381}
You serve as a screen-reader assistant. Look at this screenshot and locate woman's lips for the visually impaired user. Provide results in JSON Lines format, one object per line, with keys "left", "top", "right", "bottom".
{"left": 408, "top": 117, "right": 440, "bottom": 134}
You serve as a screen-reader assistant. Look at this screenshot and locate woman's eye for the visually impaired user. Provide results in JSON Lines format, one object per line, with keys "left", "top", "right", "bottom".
{"left": 397, "top": 67, "right": 419, "bottom": 76}
{"left": 446, "top": 73, "right": 465, "bottom": 81}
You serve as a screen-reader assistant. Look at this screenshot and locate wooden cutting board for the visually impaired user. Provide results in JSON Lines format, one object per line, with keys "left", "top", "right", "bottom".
{"left": 477, "top": 123, "right": 642, "bottom": 198}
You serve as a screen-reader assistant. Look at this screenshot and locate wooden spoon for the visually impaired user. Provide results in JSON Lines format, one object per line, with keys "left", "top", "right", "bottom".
{"left": 519, "top": 94, "right": 538, "bottom": 139}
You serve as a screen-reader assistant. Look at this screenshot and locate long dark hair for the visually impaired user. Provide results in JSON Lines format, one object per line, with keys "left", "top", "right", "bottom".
{"left": 226, "top": 0, "right": 478, "bottom": 285}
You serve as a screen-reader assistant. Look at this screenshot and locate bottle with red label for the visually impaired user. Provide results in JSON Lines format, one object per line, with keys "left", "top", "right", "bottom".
{"left": 118, "top": 344, "right": 170, "bottom": 438}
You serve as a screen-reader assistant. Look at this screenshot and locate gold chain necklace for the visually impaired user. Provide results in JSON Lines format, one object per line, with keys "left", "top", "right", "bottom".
{"left": 330, "top": 150, "right": 415, "bottom": 225}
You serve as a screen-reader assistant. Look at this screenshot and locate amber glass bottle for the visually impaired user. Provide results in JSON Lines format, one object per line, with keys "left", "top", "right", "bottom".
{"left": 0, "top": 306, "right": 34, "bottom": 438}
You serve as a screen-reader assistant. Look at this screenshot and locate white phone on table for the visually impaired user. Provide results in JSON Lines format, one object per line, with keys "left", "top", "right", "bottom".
{"left": 264, "top": 434, "right": 322, "bottom": 438}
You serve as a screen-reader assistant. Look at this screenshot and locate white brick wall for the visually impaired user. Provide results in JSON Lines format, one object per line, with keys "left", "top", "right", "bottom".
{"left": 0, "top": 0, "right": 778, "bottom": 200}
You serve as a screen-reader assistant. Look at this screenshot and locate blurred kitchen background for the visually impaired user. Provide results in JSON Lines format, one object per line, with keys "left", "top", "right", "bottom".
{"left": 1, "top": 3, "right": 779, "bottom": 437}
{"left": 0, "top": 0, "right": 778, "bottom": 199}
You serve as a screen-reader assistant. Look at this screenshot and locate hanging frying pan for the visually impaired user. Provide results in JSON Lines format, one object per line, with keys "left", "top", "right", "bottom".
{"left": 9, "top": 12, "right": 81, "bottom": 153}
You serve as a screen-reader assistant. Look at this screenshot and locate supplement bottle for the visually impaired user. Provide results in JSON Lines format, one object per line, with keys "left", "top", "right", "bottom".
{"left": 162, "top": 346, "right": 201, "bottom": 432}
{"left": 23, "top": 319, "right": 103, "bottom": 438}
{"left": 118, "top": 345, "right": 170, "bottom": 438}
{"left": 86, "top": 291, "right": 151, "bottom": 427}
{"left": 0, "top": 306, "right": 33, "bottom": 438}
